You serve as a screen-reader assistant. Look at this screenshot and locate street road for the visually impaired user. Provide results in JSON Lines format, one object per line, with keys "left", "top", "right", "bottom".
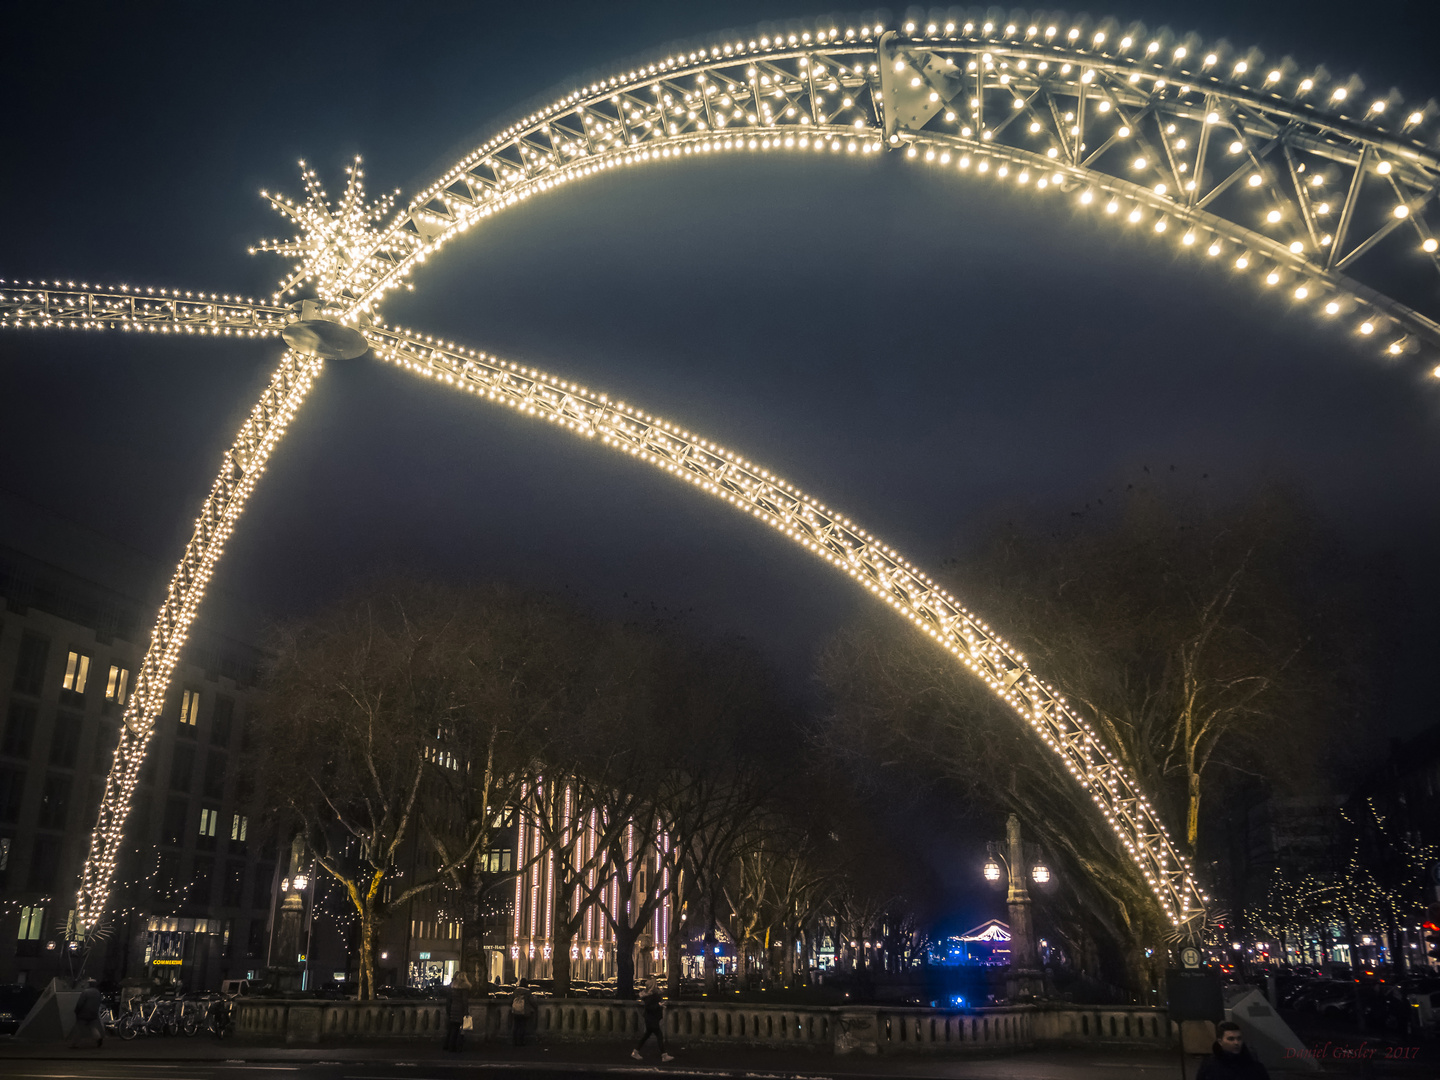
{"left": 0, "top": 1058, "right": 1185, "bottom": 1080}
{"left": 0, "top": 1041, "right": 1434, "bottom": 1079}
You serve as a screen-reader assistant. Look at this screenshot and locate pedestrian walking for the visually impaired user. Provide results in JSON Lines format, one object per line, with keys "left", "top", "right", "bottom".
{"left": 631, "top": 975, "right": 673, "bottom": 1062}
{"left": 1195, "top": 1021, "right": 1269, "bottom": 1079}
{"left": 510, "top": 978, "right": 532, "bottom": 1046}
{"left": 443, "top": 972, "right": 472, "bottom": 1052}
{"left": 70, "top": 980, "right": 104, "bottom": 1048}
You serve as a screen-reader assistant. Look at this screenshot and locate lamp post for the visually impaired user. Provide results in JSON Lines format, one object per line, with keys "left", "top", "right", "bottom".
{"left": 983, "top": 814, "right": 1049, "bottom": 1000}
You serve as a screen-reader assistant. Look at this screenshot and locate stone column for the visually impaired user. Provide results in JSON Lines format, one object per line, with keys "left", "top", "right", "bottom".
{"left": 270, "top": 836, "right": 306, "bottom": 990}
{"left": 1005, "top": 814, "right": 1043, "bottom": 1000}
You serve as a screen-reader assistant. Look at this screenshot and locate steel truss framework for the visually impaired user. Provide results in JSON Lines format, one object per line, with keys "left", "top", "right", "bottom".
{"left": 7, "top": 10, "right": 1437, "bottom": 938}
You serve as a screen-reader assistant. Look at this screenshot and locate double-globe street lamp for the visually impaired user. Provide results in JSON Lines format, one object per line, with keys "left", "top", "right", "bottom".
{"left": 982, "top": 814, "right": 1053, "bottom": 1000}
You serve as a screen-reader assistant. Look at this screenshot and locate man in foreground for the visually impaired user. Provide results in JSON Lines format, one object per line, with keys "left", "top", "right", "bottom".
{"left": 1196, "top": 1020, "right": 1269, "bottom": 1079}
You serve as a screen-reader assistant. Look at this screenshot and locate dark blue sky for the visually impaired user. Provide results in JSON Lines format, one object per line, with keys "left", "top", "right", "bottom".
{"left": 3, "top": 0, "right": 1439, "bottom": 754}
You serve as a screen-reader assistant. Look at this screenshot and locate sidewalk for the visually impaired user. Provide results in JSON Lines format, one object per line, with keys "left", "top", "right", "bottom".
{"left": 0, "top": 1037, "right": 1183, "bottom": 1075}
{"left": 0, "top": 1036, "right": 1435, "bottom": 1077}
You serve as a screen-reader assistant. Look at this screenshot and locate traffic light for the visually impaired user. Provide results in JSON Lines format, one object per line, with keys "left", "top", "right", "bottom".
{"left": 1423, "top": 903, "right": 1440, "bottom": 964}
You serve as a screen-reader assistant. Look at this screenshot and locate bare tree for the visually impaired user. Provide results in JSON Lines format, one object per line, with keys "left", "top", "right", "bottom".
{"left": 817, "top": 484, "right": 1355, "bottom": 990}
{"left": 253, "top": 585, "right": 495, "bottom": 998}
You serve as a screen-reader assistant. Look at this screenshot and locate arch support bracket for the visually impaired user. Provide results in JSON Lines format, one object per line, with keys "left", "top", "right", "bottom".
{"left": 878, "top": 32, "right": 964, "bottom": 142}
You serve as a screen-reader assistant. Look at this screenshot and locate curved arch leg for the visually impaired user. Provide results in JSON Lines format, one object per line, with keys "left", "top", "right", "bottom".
{"left": 76, "top": 350, "right": 323, "bottom": 930}
{"left": 363, "top": 323, "right": 1207, "bottom": 926}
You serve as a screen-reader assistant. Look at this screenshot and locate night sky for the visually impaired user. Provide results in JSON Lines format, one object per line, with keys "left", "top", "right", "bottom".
{"left": 4, "top": 0, "right": 1440, "bottom": 773}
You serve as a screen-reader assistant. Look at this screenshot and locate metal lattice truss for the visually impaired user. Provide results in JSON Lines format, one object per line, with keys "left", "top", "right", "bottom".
{"left": 332, "top": 19, "right": 1438, "bottom": 361}
{"left": 0, "top": 283, "right": 289, "bottom": 336}
{"left": 15, "top": 9, "right": 1438, "bottom": 935}
{"left": 0, "top": 275, "right": 1208, "bottom": 927}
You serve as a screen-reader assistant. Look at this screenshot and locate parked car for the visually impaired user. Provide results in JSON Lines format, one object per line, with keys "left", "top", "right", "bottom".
{"left": 1291, "top": 980, "right": 1354, "bottom": 1013}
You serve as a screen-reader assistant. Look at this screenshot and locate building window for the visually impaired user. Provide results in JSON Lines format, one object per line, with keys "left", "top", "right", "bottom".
{"left": 155, "top": 852, "right": 181, "bottom": 901}
{"left": 252, "top": 865, "right": 274, "bottom": 910}
{"left": 162, "top": 797, "right": 188, "bottom": 845}
{"left": 2, "top": 702, "right": 38, "bottom": 758}
{"left": 211, "top": 695, "right": 234, "bottom": 746}
{"left": 62, "top": 651, "right": 91, "bottom": 694}
{"left": 17, "top": 905, "right": 45, "bottom": 940}
{"left": 231, "top": 814, "right": 248, "bottom": 842}
{"left": 169, "top": 744, "right": 194, "bottom": 792}
{"left": 49, "top": 712, "right": 83, "bottom": 768}
{"left": 223, "top": 863, "right": 246, "bottom": 906}
{"left": 28, "top": 835, "right": 61, "bottom": 890}
{"left": 0, "top": 768, "right": 23, "bottom": 824}
{"left": 193, "top": 856, "right": 215, "bottom": 905}
{"left": 199, "top": 807, "right": 219, "bottom": 837}
{"left": 13, "top": 633, "right": 49, "bottom": 696}
{"left": 37, "top": 774, "right": 71, "bottom": 829}
{"left": 0, "top": 836, "right": 11, "bottom": 881}
{"left": 105, "top": 665, "right": 130, "bottom": 705}
{"left": 203, "top": 751, "right": 226, "bottom": 799}
{"left": 179, "top": 689, "right": 200, "bottom": 727}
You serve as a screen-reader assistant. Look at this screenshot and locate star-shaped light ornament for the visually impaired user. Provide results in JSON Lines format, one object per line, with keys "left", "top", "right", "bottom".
{"left": 252, "top": 156, "right": 412, "bottom": 359}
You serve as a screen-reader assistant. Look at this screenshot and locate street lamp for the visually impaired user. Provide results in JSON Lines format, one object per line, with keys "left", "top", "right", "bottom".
{"left": 980, "top": 815, "right": 1052, "bottom": 1001}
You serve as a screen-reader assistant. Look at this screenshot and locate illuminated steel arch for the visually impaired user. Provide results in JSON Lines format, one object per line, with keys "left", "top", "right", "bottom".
{"left": 338, "top": 19, "right": 1440, "bottom": 361}
{"left": 10, "top": 11, "right": 1438, "bottom": 936}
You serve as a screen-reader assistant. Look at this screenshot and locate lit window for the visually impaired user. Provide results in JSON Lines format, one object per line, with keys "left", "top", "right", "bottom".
{"left": 105, "top": 665, "right": 130, "bottom": 705}
{"left": 180, "top": 689, "right": 200, "bottom": 726}
{"left": 231, "top": 814, "right": 248, "bottom": 842}
{"left": 18, "top": 905, "right": 45, "bottom": 940}
{"left": 62, "top": 652, "right": 91, "bottom": 693}
{"left": 199, "top": 808, "right": 218, "bottom": 837}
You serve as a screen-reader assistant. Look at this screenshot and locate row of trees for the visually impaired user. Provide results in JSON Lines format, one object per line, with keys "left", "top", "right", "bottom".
{"left": 249, "top": 582, "right": 932, "bottom": 999}
{"left": 814, "top": 481, "right": 1363, "bottom": 994}
{"left": 249, "top": 480, "right": 1374, "bottom": 1000}
{"left": 1250, "top": 798, "right": 1440, "bottom": 972}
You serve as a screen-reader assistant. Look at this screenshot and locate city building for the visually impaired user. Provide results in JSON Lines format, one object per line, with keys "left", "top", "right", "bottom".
{"left": 0, "top": 494, "right": 274, "bottom": 990}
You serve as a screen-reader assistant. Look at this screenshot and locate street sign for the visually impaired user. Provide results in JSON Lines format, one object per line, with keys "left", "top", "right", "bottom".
{"left": 1167, "top": 968, "right": 1224, "bottom": 1022}
{"left": 1180, "top": 947, "right": 1201, "bottom": 969}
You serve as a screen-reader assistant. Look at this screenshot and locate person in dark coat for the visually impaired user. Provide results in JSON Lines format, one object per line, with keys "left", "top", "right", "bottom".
{"left": 631, "top": 976, "right": 673, "bottom": 1062}
{"left": 511, "top": 978, "right": 533, "bottom": 1046}
{"left": 443, "top": 972, "right": 472, "bottom": 1052}
{"left": 70, "top": 980, "right": 104, "bottom": 1048}
{"left": 1195, "top": 1021, "right": 1269, "bottom": 1079}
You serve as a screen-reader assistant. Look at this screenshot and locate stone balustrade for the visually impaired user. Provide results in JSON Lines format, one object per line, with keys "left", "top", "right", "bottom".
{"left": 232, "top": 995, "right": 1169, "bottom": 1055}
{"left": 233, "top": 998, "right": 447, "bottom": 1044}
